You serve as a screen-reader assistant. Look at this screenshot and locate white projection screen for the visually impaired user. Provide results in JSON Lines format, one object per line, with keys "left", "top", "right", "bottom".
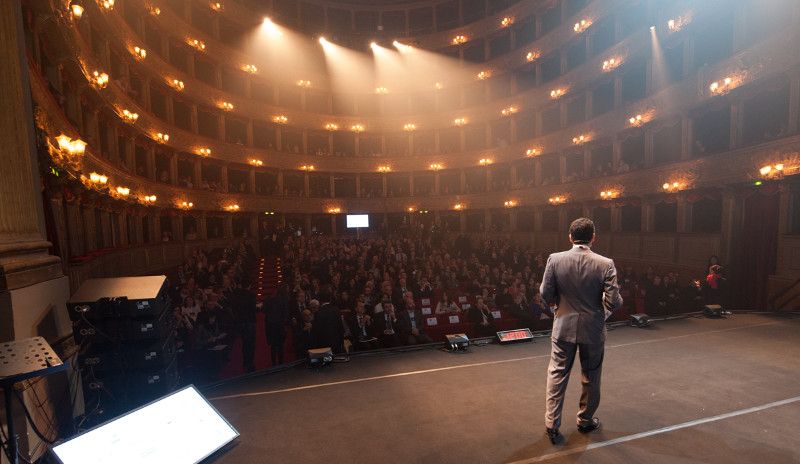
{"left": 346, "top": 214, "right": 369, "bottom": 228}
{"left": 52, "top": 386, "right": 238, "bottom": 464}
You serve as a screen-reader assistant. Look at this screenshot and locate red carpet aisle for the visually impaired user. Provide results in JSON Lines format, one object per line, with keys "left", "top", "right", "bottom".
{"left": 218, "top": 257, "right": 296, "bottom": 379}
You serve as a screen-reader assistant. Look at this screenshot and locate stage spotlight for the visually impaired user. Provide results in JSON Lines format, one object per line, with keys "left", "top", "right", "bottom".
{"left": 370, "top": 41, "right": 378, "bottom": 49}
{"left": 392, "top": 40, "right": 412, "bottom": 52}
{"left": 261, "top": 17, "right": 282, "bottom": 37}
{"left": 319, "top": 36, "right": 329, "bottom": 46}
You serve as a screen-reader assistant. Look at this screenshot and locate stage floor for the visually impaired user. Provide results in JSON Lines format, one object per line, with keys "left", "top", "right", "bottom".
{"left": 206, "top": 313, "right": 800, "bottom": 463}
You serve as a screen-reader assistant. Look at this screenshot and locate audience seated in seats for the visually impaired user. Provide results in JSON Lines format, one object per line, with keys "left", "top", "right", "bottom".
{"left": 373, "top": 295, "right": 401, "bottom": 348}
{"left": 468, "top": 295, "right": 498, "bottom": 337}
{"left": 398, "top": 291, "right": 433, "bottom": 345}
{"left": 311, "top": 286, "right": 345, "bottom": 353}
{"left": 351, "top": 299, "right": 378, "bottom": 350}
{"left": 435, "top": 292, "right": 461, "bottom": 314}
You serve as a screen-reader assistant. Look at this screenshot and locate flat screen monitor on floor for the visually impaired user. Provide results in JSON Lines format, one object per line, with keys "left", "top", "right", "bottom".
{"left": 51, "top": 386, "right": 238, "bottom": 464}
{"left": 346, "top": 214, "right": 369, "bottom": 228}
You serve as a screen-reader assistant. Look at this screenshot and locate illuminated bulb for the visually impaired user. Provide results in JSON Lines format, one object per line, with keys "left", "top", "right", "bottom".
{"left": 300, "top": 164, "right": 315, "bottom": 171}
{"left": 242, "top": 64, "right": 258, "bottom": 74}
{"left": 526, "top": 51, "right": 539, "bottom": 62}
{"left": 375, "top": 87, "right": 389, "bottom": 94}
{"left": 668, "top": 19, "right": 676, "bottom": 30}
{"left": 723, "top": 77, "right": 732, "bottom": 86}
{"left": 226, "top": 204, "right": 240, "bottom": 211}
{"left": 143, "top": 195, "right": 157, "bottom": 203}
{"left": 453, "top": 203, "right": 464, "bottom": 210}
{"left": 155, "top": 132, "right": 169, "bottom": 143}
{"left": 133, "top": 46, "right": 147, "bottom": 59}
{"left": 479, "top": 158, "right": 492, "bottom": 165}
{"left": 550, "top": 88, "right": 565, "bottom": 99}
{"left": 188, "top": 38, "right": 206, "bottom": 51}
{"left": 504, "top": 200, "right": 517, "bottom": 208}
{"left": 172, "top": 79, "right": 185, "bottom": 91}
{"left": 775, "top": 164, "right": 784, "bottom": 171}
{"left": 403, "top": 123, "right": 417, "bottom": 132}
{"left": 116, "top": 186, "right": 130, "bottom": 196}
{"left": 477, "top": 70, "right": 491, "bottom": 80}
{"left": 262, "top": 18, "right": 282, "bottom": 37}
{"left": 350, "top": 124, "right": 365, "bottom": 133}
{"left": 70, "top": 2, "right": 84, "bottom": 18}
{"left": 759, "top": 165, "right": 772, "bottom": 176}
{"left": 429, "top": 163, "right": 443, "bottom": 171}
{"left": 501, "top": 17, "right": 514, "bottom": 27}
{"left": 434, "top": 82, "right": 444, "bottom": 90}
{"left": 148, "top": 5, "right": 161, "bottom": 15}
{"left": 572, "top": 135, "right": 586, "bottom": 144}
{"left": 180, "top": 201, "right": 194, "bottom": 209}
{"left": 501, "top": 106, "right": 518, "bottom": 116}
{"left": 629, "top": 114, "right": 643, "bottom": 125}
{"left": 407, "top": 206, "right": 416, "bottom": 213}
{"left": 99, "top": 0, "right": 115, "bottom": 10}
{"left": 220, "top": 101, "right": 234, "bottom": 111}
{"left": 121, "top": 109, "right": 139, "bottom": 123}
{"left": 250, "top": 159, "right": 264, "bottom": 166}
{"left": 324, "top": 123, "right": 339, "bottom": 131}
{"left": 272, "top": 115, "right": 288, "bottom": 124}
{"left": 602, "top": 58, "right": 619, "bottom": 71}
{"left": 69, "top": 139, "right": 86, "bottom": 154}
{"left": 56, "top": 134, "right": 73, "bottom": 151}
{"left": 91, "top": 71, "right": 109, "bottom": 88}
{"left": 673, "top": 182, "right": 679, "bottom": 188}
{"left": 526, "top": 148, "right": 539, "bottom": 157}
{"left": 327, "top": 207, "right": 341, "bottom": 214}
{"left": 297, "top": 79, "right": 312, "bottom": 88}
{"left": 454, "top": 118, "right": 467, "bottom": 126}
{"left": 198, "top": 147, "right": 211, "bottom": 156}
{"left": 452, "top": 35, "right": 468, "bottom": 45}
{"left": 377, "top": 166, "right": 391, "bottom": 173}
{"left": 573, "top": 19, "right": 589, "bottom": 33}
{"left": 210, "top": 2, "right": 222, "bottom": 11}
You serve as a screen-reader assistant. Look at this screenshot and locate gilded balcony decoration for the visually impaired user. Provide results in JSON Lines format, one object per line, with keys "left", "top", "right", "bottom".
{"left": 572, "top": 134, "right": 588, "bottom": 145}
{"left": 299, "top": 164, "right": 315, "bottom": 171}
{"left": 170, "top": 79, "right": 185, "bottom": 91}
{"left": 219, "top": 101, "right": 234, "bottom": 111}
{"left": 89, "top": 70, "right": 109, "bottom": 89}
{"left": 327, "top": 207, "right": 341, "bottom": 214}
{"left": 242, "top": 64, "right": 258, "bottom": 74}
{"left": 120, "top": 109, "right": 139, "bottom": 123}
{"left": 188, "top": 38, "right": 206, "bottom": 51}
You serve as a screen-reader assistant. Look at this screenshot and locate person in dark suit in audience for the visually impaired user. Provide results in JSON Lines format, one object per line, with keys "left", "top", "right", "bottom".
{"left": 350, "top": 299, "right": 377, "bottom": 351}
{"left": 468, "top": 295, "right": 498, "bottom": 337}
{"left": 397, "top": 291, "right": 433, "bottom": 345}
{"left": 373, "top": 294, "right": 401, "bottom": 348}
{"left": 539, "top": 218, "right": 623, "bottom": 444}
{"left": 311, "top": 285, "right": 344, "bottom": 353}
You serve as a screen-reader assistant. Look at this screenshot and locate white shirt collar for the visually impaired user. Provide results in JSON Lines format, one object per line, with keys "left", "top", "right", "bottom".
{"left": 572, "top": 244, "right": 591, "bottom": 250}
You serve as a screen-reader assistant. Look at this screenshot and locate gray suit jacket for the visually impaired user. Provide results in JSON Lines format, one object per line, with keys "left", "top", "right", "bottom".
{"left": 539, "top": 245, "right": 623, "bottom": 344}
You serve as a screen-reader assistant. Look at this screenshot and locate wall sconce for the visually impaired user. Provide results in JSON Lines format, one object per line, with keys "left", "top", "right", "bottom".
{"left": 188, "top": 38, "right": 206, "bottom": 51}
{"left": 526, "top": 50, "right": 540, "bottom": 62}
{"left": 375, "top": 87, "right": 389, "bottom": 94}
{"left": 453, "top": 203, "right": 464, "bottom": 210}
{"left": 198, "top": 147, "right": 212, "bottom": 156}
{"left": 327, "top": 207, "right": 341, "bottom": 214}
{"left": 600, "top": 190, "right": 619, "bottom": 200}
{"left": 296, "top": 79, "right": 312, "bottom": 88}
{"left": 171, "top": 79, "right": 185, "bottom": 91}
{"left": 452, "top": 35, "right": 468, "bottom": 45}
{"left": 403, "top": 123, "right": 417, "bottom": 132}
{"left": 242, "top": 64, "right": 258, "bottom": 74}
{"left": 477, "top": 70, "right": 491, "bottom": 80}
{"left": 629, "top": 114, "right": 644, "bottom": 126}
{"left": 88, "top": 172, "right": 108, "bottom": 184}
{"left": 225, "top": 204, "right": 240, "bottom": 211}
{"left": 550, "top": 88, "right": 566, "bottom": 99}
{"left": 90, "top": 71, "right": 109, "bottom": 89}
{"left": 155, "top": 132, "right": 170, "bottom": 143}
{"left": 350, "top": 124, "right": 365, "bottom": 133}
{"left": 133, "top": 46, "right": 147, "bottom": 59}
{"left": 121, "top": 109, "right": 139, "bottom": 123}
{"left": 572, "top": 134, "right": 587, "bottom": 145}
{"left": 479, "top": 158, "right": 493, "bottom": 166}
{"left": 548, "top": 195, "right": 567, "bottom": 205}
{"left": 69, "top": 1, "right": 84, "bottom": 18}
{"left": 324, "top": 123, "right": 339, "bottom": 131}
{"left": 662, "top": 181, "right": 683, "bottom": 192}
{"left": 501, "top": 106, "right": 518, "bottom": 116}
{"left": 210, "top": 2, "right": 223, "bottom": 12}
{"left": 115, "top": 186, "right": 130, "bottom": 196}
{"left": 179, "top": 201, "right": 194, "bottom": 209}
{"left": 147, "top": 4, "right": 161, "bottom": 15}
{"left": 377, "top": 166, "right": 391, "bottom": 173}
{"left": 526, "top": 148, "right": 540, "bottom": 157}
{"left": 300, "top": 164, "right": 315, "bottom": 171}
{"left": 501, "top": 17, "right": 514, "bottom": 27}
{"left": 434, "top": 82, "right": 444, "bottom": 90}
{"left": 602, "top": 58, "right": 620, "bottom": 72}
{"left": 407, "top": 206, "right": 417, "bottom": 213}
{"left": 142, "top": 195, "right": 157, "bottom": 203}
{"left": 98, "top": 0, "right": 115, "bottom": 10}
{"left": 759, "top": 164, "right": 784, "bottom": 179}
{"left": 55, "top": 134, "right": 86, "bottom": 155}
{"left": 667, "top": 15, "right": 690, "bottom": 32}
{"left": 250, "top": 159, "right": 264, "bottom": 166}
{"left": 454, "top": 118, "right": 467, "bottom": 126}
{"left": 272, "top": 115, "right": 288, "bottom": 124}
{"left": 503, "top": 200, "right": 517, "bottom": 208}
{"left": 709, "top": 77, "right": 734, "bottom": 95}
{"left": 574, "top": 19, "right": 591, "bottom": 33}
{"left": 219, "top": 101, "right": 234, "bottom": 111}
{"left": 264, "top": 211, "right": 275, "bottom": 215}
{"left": 429, "top": 163, "right": 443, "bottom": 171}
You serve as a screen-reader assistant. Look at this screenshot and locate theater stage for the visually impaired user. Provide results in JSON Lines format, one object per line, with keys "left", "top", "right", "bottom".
{"left": 205, "top": 313, "right": 800, "bottom": 463}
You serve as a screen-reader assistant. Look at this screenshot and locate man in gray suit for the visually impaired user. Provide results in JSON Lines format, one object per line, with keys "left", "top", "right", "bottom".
{"left": 539, "top": 217, "right": 622, "bottom": 444}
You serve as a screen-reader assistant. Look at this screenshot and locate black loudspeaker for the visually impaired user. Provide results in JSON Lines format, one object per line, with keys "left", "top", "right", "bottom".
{"left": 629, "top": 313, "right": 651, "bottom": 328}
{"left": 704, "top": 304, "right": 724, "bottom": 318}
{"left": 446, "top": 333, "right": 470, "bottom": 351}
{"left": 308, "top": 347, "right": 333, "bottom": 367}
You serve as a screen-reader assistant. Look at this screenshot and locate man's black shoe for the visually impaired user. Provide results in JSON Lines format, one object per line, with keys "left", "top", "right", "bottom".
{"left": 545, "top": 427, "right": 564, "bottom": 445}
{"left": 577, "top": 418, "right": 601, "bottom": 433}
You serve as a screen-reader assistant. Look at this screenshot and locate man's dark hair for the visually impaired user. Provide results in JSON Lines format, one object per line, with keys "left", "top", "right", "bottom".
{"left": 569, "top": 218, "right": 595, "bottom": 244}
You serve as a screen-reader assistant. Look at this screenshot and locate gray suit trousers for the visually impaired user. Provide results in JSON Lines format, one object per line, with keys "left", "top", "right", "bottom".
{"left": 544, "top": 338, "right": 604, "bottom": 429}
